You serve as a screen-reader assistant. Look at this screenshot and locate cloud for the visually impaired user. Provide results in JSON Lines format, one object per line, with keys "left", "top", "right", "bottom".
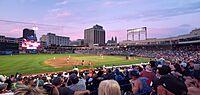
{"left": 46, "top": 7, "right": 72, "bottom": 20}
{"left": 148, "top": 24, "right": 192, "bottom": 38}
{"left": 58, "top": 27, "right": 84, "bottom": 40}
{"left": 144, "top": 2, "right": 200, "bottom": 19}
{"left": 0, "top": 27, "right": 22, "bottom": 38}
{"left": 48, "top": 8, "right": 62, "bottom": 13}
{"left": 9, "top": 28, "right": 21, "bottom": 33}
{"left": 115, "top": 1, "right": 200, "bottom": 22}
{"left": 44, "top": 10, "right": 72, "bottom": 21}
{"left": 19, "top": 0, "right": 39, "bottom": 3}
{"left": 104, "top": 0, "right": 130, "bottom": 7}
{"left": 178, "top": 24, "right": 191, "bottom": 28}
{"left": 56, "top": 0, "right": 69, "bottom": 6}
{"left": 56, "top": 12, "right": 72, "bottom": 18}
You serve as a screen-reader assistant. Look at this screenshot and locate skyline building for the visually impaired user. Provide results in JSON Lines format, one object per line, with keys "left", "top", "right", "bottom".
{"left": 107, "top": 36, "right": 117, "bottom": 46}
{"left": 84, "top": 25, "right": 105, "bottom": 46}
{"left": 46, "top": 33, "right": 70, "bottom": 47}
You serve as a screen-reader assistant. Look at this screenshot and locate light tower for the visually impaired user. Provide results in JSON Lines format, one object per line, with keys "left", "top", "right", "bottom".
{"left": 127, "top": 27, "right": 147, "bottom": 41}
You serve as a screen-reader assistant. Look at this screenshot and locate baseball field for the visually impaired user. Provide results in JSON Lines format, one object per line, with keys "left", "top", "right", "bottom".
{"left": 0, "top": 54, "right": 149, "bottom": 75}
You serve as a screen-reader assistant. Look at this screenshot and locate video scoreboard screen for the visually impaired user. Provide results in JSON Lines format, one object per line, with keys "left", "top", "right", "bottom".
{"left": 22, "top": 39, "right": 40, "bottom": 50}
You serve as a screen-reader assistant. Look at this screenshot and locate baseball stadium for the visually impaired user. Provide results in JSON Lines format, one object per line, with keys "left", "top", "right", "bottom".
{"left": 0, "top": 1, "right": 200, "bottom": 95}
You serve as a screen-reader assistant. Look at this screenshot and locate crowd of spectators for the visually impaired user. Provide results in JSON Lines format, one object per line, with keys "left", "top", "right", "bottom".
{"left": 1, "top": 58, "right": 200, "bottom": 95}
{"left": 76, "top": 45, "right": 200, "bottom": 64}
{"left": 0, "top": 45, "right": 200, "bottom": 95}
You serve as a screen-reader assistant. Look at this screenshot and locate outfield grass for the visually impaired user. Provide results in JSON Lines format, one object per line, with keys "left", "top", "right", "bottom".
{"left": 0, "top": 54, "right": 149, "bottom": 75}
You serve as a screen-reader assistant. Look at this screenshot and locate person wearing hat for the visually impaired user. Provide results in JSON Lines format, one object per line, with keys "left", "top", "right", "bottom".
{"left": 52, "top": 77, "right": 75, "bottom": 95}
{"left": 180, "top": 62, "right": 191, "bottom": 76}
{"left": 157, "top": 74, "right": 188, "bottom": 95}
{"left": 157, "top": 65, "right": 188, "bottom": 95}
{"left": 67, "top": 73, "right": 86, "bottom": 91}
{"left": 129, "top": 69, "right": 152, "bottom": 95}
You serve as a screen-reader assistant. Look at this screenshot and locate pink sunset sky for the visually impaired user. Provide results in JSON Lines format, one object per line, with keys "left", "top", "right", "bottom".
{"left": 0, "top": 0, "right": 200, "bottom": 42}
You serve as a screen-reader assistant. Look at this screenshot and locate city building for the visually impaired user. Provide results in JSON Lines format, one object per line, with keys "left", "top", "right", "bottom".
{"left": 40, "top": 35, "right": 47, "bottom": 49}
{"left": 0, "top": 35, "right": 5, "bottom": 42}
{"left": 0, "top": 35, "right": 19, "bottom": 54}
{"left": 70, "top": 39, "right": 84, "bottom": 46}
{"left": 0, "top": 35, "right": 19, "bottom": 43}
{"left": 115, "top": 36, "right": 117, "bottom": 43}
{"left": 5, "top": 37, "right": 18, "bottom": 43}
{"left": 23, "top": 28, "right": 37, "bottom": 41}
{"left": 40, "top": 35, "right": 47, "bottom": 42}
{"left": 46, "top": 33, "right": 70, "bottom": 47}
{"left": 107, "top": 36, "right": 117, "bottom": 46}
{"left": 17, "top": 37, "right": 23, "bottom": 50}
{"left": 84, "top": 25, "right": 105, "bottom": 46}
{"left": 0, "top": 42, "right": 19, "bottom": 55}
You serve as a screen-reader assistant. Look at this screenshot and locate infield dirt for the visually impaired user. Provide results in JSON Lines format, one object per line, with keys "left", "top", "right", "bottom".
{"left": 44, "top": 56, "right": 95, "bottom": 68}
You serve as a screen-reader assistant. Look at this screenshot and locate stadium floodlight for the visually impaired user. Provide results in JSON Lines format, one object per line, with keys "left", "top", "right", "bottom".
{"left": 32, "top": 26, "right": 39, "bottom": 31}
{"left": 127, "top": 27, "right": 147, "bottom": 41}
{"left": 127, "top": 27, "right": 146, "bottom": 33}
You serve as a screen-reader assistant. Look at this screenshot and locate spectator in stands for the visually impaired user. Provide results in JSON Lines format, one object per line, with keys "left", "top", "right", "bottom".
{"left": 103, "top": 69, "right": 115, "bottom": 80}
{"left": 98, "top": 80, "right": 121, "bottom": 95}
{"left": 5, "top": 75, "right": 15, "bottom": 90}
{"left": 14, "top": 86, "right": 47, "bottom": 95}
{"left": 52, "top": 77, "right": 75, "bottom": 95}
{"left": 174, "top": 60, "right": 182, "bottom": 73}
{"left": 169, "top": 64, "right": 184, "bottom": 81}
{"left": 185, "top": 64, "right": 200, "bottom": 95}
{"left": 0, "top": 75, "right": 7, "bottom": 92}
{"left": 187, "top": 78, "right": 200, "bottom": 95}
{"left": 67, "top": 73, "right": 86, "bottom": 91}
{"left": 129, "top": 69, "right": 152, "bottom": 95}
{"left": 114, "top": 69, "right": 124, "bottom": 81}
{"left": 0, "top": 83, "right": 8, "bottom": 93}
{"left": 0, "top": 75, "right": 6, "bottom": 82}
{"left": 157, "top": 65, "right": 188, "bottom": 95}
{"left": 140, "top": 65, "right": 156, "bottom": 83}
{"left": 193, "top": 64, "right": 200, "bottom": 79}
{"left": 43, "top": 84, "right": 59, "bottom": 95}
{"left": 52, "top": 77, "right": 89, "bottom": 95}
{"left": 180, "top": 62, "right": 191, "bottom": 76}
{"left": 26, "top": 77, "right": 36, "bottom": 87}
{"left": 11, "top": 76, "right": 26, "bottom": 91}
